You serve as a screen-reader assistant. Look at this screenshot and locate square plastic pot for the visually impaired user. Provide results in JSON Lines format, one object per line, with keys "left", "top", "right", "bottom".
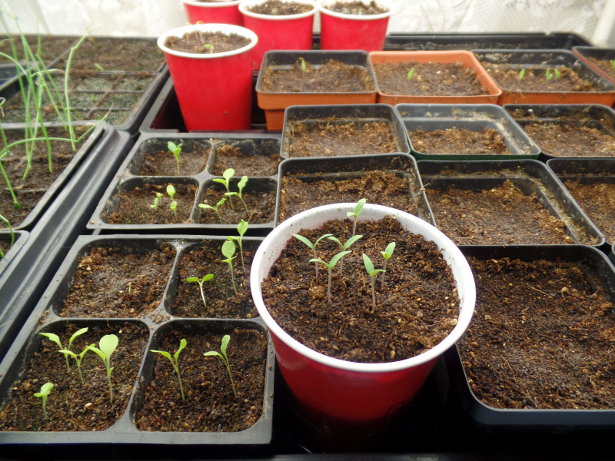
{"left": 572, "top": 46, "right": 615, "bottom": 86}
{"left": 396, "top": 103, "right": 540, "bottom": 160}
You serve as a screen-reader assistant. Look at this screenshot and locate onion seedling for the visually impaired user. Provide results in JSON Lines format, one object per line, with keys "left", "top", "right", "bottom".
{"left": 293, "top": 233, "right": 333, "bottom": 279}
{"left": 87, "top": 334, "right": 119, "bottom": 404}
{"left": 204, "top": 334, "right": 237, "bottom": 398}
{"left": 151, "top": 338, "right": 187, "bottom": 401}
{"left": 33, "top": 382, "right": 54, "bottom": 420}
{"left": 199, "top": 197, "right": 227, "bottom": 223}
{"left": 227, "top": 219, "right": 249, "bottom": 272}
{"left": 347, "top": 198, "right": 366, "bottom": 237}
{"left": 40, "top": 327, "right": 89, "bottom": 372}
{"left": 186, "top": 273, "right": 215, "bottom": 309}
{"left": 362, "top": 254, "right": 385, "bottom": 314}
{"left": 310, "top": 251, "right": 352, "bottom": 304}
{"left": 380, "top": 242, "right": 396, "bottom": 290}
{"left": 406, "top": 67, "right": 415, "bottom": 80}
{"left": 221, "top": 239, "right": 238, "bottom": 295}
{"left": 167, "top": 141, "right": 183, "bottom": 175}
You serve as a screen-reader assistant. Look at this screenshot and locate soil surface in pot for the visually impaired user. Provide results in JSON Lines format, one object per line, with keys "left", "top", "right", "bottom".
{"left": 199, "top": 183, "right": 275, "bottom": 224}
{"left": 425, "top": 179, "right": 574, "bottom": 245}
{"left": 587, "top": 57, "right": 615, "bottom": 81}
{"left": 139, "top": 147, "right": 209, "bottom": 176}
{"left": 260, "top": 59, "right": 374, "bottom": 92}
{"left": 165, "top": 32, "right": 250, "bottom": 54}
{"left": 0, "top": 35, "right": 75, "bottom": 64}
{"left": 247, "top": 0, "right": 313, "bottom": 14}
{"left": 211, "top": 144, "right": 280, "bottom": 176}
{"left": 563, "top": 180, "right": 615, "bottom": 242}
{"left": 325, "top": 1, "right": 389, "bottom": 14}
{"left": 262, "top": 216, "right": 459, "bottom": 363}
{"left": 104, "top": 183, "right": 197, "bottom": 225}
{"left": 409, "top": 127, "right": 510, "bottom": 155}
{"left": 480, "top": 64, "right": 598, "bottom": 92}
{"left": 135, "top": 326, "right": 267, "bottom": 432}
{"left": 58, "top": 242, "right": 176, "bottom": 318}
{"left": 286, "top": 118, "right": 400, "bottom": 157}
{"left": 279, "top": 171, "right": 419, "bottom": 221}
{"left": 459, "top": 256, "right": 615, "bottom": 409}
{"left": 170, "top": 241, "right": 257, "bottom": 318}
{"left": 0, "top": 322, "right": 148, "bottom": 431}
{"left": 374, "top": 62, "right": 488, "bottom": 96}
{"left": 521, "top": 121, "right": 615, "bottom": 157}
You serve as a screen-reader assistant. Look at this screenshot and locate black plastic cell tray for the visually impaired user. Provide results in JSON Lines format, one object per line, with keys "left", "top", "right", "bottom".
{"left": 0, "top": 230, "right": 28, "bottom": 277}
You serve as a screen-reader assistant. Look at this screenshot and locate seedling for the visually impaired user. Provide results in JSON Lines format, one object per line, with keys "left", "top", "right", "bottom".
{"left": 292, "top": 233, "right": 332, "bottom": 279}
{"left": 186, "top": 273, "right": 215, "bottom": 309}
{"left": 362, "top": 254, "right": 385, "bottom": 313}
{"left": 518, "top": 68, "right": 526, "bottom": 81}
{"left": 610, "top": 59, "right": 615, "bottom": 70}
{"left": 167, "top": 141, "right": 183, "bottom": 175}
{"left": 33, "top": 382, "right": 54, "bottom": 419}
{"left": 225, "top": 175, "right": 249, "bottom": 216}
{"left": 310, "top": 251, "right": 351, "bottom": 304}
{"left": 228, "top": 219, "right": 249, "bottom": 272}
{"left": 151, "top": 338, "right": 187, "bottom": 401}
{"left": 298, "top": 57, "right": 307, "bottom": 72}
{"left": 40, "top": 327, "right": 89, "bottom": 372}
{"left": 199, "top": 197, "right": 227, "bottom": 223}
{"left": 203, "top": 43, "right": 215, "bottom": 54}
{"left": 58, "top": 344, "right": 93, "bottom": 386}
{"left": 380, "top": 242, "right": 396, "bottom": 290}
{"left": 213, "top": 168, "right": 236, "bottom": 209}
{"left": 347, "top": 198, "right": 366, "bottom": 236}
{"left": 327, "top": 234, "right": 363, "bottom": 272}
{"left": 204, "top": 334, "right": 237, "bottom": 398}
{"left": 87, "top": 334, "right": 119, "bottom": 404}
{"left": 94, "top": 63, "right": 104, "bottom": 72}
{"left": 406, "top": 67, "right": 415, "bottom": 80}
{"left": 167, "top": 184, "right": 178, "bottom": 215}
{"left": 545, "top": 68, "right": 561, "bottom": 81}
{"left": 150, "top": 192, "right": 163, "bottom": 210}
{"left": 221, "top": 239, "right": 238, "bottom": 295}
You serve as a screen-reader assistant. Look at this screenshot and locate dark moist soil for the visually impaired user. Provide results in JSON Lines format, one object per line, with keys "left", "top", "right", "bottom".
{"left": 374, "top": 62, "right": 488, "bottom": 96}
{"left": 521, "top": 121, "right": 615, "bottom": 157}
{"left": 587, "top": 57, "right": 615, "bottom": 81}
{"left": 170, "top": 241, "right": 257, "bottom": 318}
{"left": 211, "top": 145, "right": 280, "bottom": 176}
{"left": 261, "top": 216, "right": 459, "bottom": 363}
{"left": 135, "top": 327, "right": 267, "bottom": 432}
{"left": 247, "top": 0, "right": 313, "bottom": 15}
{"left": 0, "top": 322, "right": 148, "bottom": 431}
{"left": 0, "top": 35, "right": 75, "bottom": 64}
{"left": 58, "top": 242, "right": 176, "bottom": 318}
{"left": 286, "top": 118, "right": 399, "bottom": 157}
{"left": 458, "top": 256, "right": 615, "bottom": 409}
{"left": 104, "top": 183, "right": 197, "bottom": 225}
{"left": 563, "top": 180, "right": 615, "bottom": 242}
{"left": 409, "top": 127, "right": 510, "bottom": 155}
{"left": 481, "top": 63, "right": 598, "bottom": 92}
{"left": 425, "top": 179, "right": 574, "bottom": 245}
{"left": 165, "top": 31, "right": 250, "bottom": 54}
{"left": 326, "top": 1, "right": 389, "bottom": 15}
{"left": 0, "top": 127, "right": 87, "bottom": 226}
{"left": 138, "top": 148, "right": 209, "bottom": 176}
{"left": 279, "top": 171, "right": 419, "bottom": 221}
{"left": 260, "top": 59, "right": 374, "bottom": 92}
{"left": 199, "top": 184, "right": 274, "bottom": 224}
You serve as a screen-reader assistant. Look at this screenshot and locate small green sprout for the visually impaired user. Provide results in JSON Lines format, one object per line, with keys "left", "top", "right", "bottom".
{"left": 40, "top": 327, "right": 89, "bottom": 372}
{"left": 94, "top": 63, "right": 104, "bottom": 72}
{"left": 221, "top": 239, "right": 238, "bottom": 295}
{"left": 199, "top": 197, "right": 227, "bottom": 223}
{"left": 151, "top": 338, "right": 187, "bottom": 401}
{"left": 327, "top": 234, "right": 363, "bottom": 272}
{"left": 228, "top": 219, "right": 249, "bottom": 272}
{"left": 58, "top": 344, "right": 93, "bottom": 386}
{"left": 293, "top": 233, "right": 333, "bottom": 279}
{"left": 87, "top": 334, "right": 119, "bottom": 404}
{"left": 298, "top": 57, "right": 307, "bottom": 72}
{"left": 186, "top": 273, "right": 215, "bottom": 309}
{"left": 362, "top": 254, "right": 385, "bottom": 314}
{"left": 518, "top": 68, "right": 526, "bottom": 81}
{"left": 380, "top": 242, "right": 396, "bottom": 290}
{"left": 347, "top": 198, "right": 366, "bottom": 236}
{"left": 33, "top": 382, "right": 54, "bottom": 420}
{"left": 225, "top": 175, "right": 249, "bottom": 216}
{"left": 545, "top": 68, "right": 561, "bottom": 81}
{"left": 203, "top": 43, "right": 214, "bottom": 54}
{"left": 204, "top": 334, "right": 237, "bottom": 398}
{"left": 166, "top": 184, "right": 177, "bottom": 215}
{"left": 150, "top": 192, "right": 163, "bottom": 210}
{"left": 167, "top": 141, "right": 183, "bottom": 175}
{"left": 213, "top": 168, "right": 236, "bottom": 209}
{"left": 406, "top": 67, "right": 415, "bottom": 80}
{"left": 310, "top": 251, "right": 351, "bottom": 304}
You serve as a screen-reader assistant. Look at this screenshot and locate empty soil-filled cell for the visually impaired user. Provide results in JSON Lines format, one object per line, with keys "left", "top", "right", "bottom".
{"left": 138, "top": 147, "right": 209, "bottom": 177}
{"left": 211, "top": 144, "right": 281, "bottom": 177}
{"left": 563, "top": 179, "right": 615, "bottom": 242}
{"left": 425, "top": 179, "right": 574, "bottom": 245}
{"left": 459, "top": 255, "right": 615, "bottom": 409}
{"left": 58, "top": 241, "right": 176, "bottom": 317}
{"left": 100, "top": 92, "right": 142, "bottom": 109}
{"left": 521, "top": 121, "right": 615, "bottom": 157}
{"left": 409, "top": 127, "right": 510, "bottom": 155}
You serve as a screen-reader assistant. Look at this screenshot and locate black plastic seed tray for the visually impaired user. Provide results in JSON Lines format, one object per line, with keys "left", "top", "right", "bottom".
{"left": 0, "top": 230, "right": 28, "bottom": 277}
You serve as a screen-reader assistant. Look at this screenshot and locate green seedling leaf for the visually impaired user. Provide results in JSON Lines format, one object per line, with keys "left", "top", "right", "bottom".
{"left": 230, "top": 219, "right": 250, "bottom": 271}
{"left": 347, "top": 198, "right": 366, "bottom": 236}
{"left": 58, "top": 344, "right": 92, "bottom": 386}
{"left": 40, "top": 332, "right": 71, "bottom": 371}
{"left": 167, "top": 141, "right": 183, "bottom": 175}
{"left": 151, "top": 338, "right": 187, "bottom": 400}
{"left": 293, "top": 232, "right": 333, "bottom": 279}
{"left": 310, "top": 250, "right": 352, "bottom": 303}
{"left": 33, "top": 382, "right": 54, "bottom": 419}
{"left": 363, "top": 253, "right": 385, "bottom": 313}
{"left": 204, "top": 334, "right": 236, "bottom": 397}
{"left": 221, "top": 239, "right": 238, "bottom": 295}
{"left": 203, "top": 43, "right": 214, "bottom": 53}
{"left": 518, "top": 68, "right": 526, "bottom": 81}
{"left": 186, "top": 273, "right": 215, "bottom": 309}
{"left": 150, "top": 192, "right": 163, "bottom": 210}
{"left": 87, "top": 334, "right": 119, "bottom": 404}
{"left": 299, "top": 57, "right": 307, "bottom": 72}
{"left": 94, "top": 63, "right": 104, "bottom": 72}
{"left": 406, "top": 67, "right": 415, "bottom": 79}
{"left": 610, "top": 59, "right": 615, "bottom": 70}
{"left": 199, "top": 197, "right": 227, "bottom": 223}
{"left": 166, "top": 184, "right": 176, "bottom": 200}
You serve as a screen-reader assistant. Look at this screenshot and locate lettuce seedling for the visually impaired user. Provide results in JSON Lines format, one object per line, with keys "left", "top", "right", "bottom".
{"left": 292, "top": 233, "right": 333, "bottom": 279}
{"left": 406, "top": 67, "right": 415, "bottom": 80}
{"left": 518, "top": 68, "right": 526, "bottom": 81}
{"left": 347, "top": 198, "right": 366, "bottom": 236}
{"left": 166, "top": 184, "right": 177, "bottom": 216}
{"left": 310, "top": 251, "right": 351, "bottom": 304}
{"left": 58, "top": 344, "right": 93, "bottom": 386}
{"left": 87, "top": 334, "right": 119, "bottom": 404}
{"left": 362, "top": 254, "right": 385, "bottom": 313}
{"left": 228, "top": 219, "right": 249, "bottom": 272}
{"left": 186, "top": 273, "right": 215, "bottom": 309}
{"left": 204, "top": 334, "right": 237, "bottom": 398}
{"left": 221, "top": 239, "right": 238, "bottom": 295}
{"left": 40, "top": 327, "right": 89, "bottom": 372}
{"left": 225, "top": 175, "right": 249, "bottom": 216}
{"left": 151, "top": 338, "right": 187, "bottom": 401}
{"left": 380, "top": 242, "right": 396, "bottom": 290}
{"left": 298, "top": 57, "right": 307, "bottom": 73}
{"left": 199, "top": 197, "right": 227, "bottom": 223}
{"left": 33, "top": 382, "right": 54, "bottom": 419}
{"left": 167, "top": 141, "right": 183, "bottom": 175}
{"left": 150, "top": 192, "right": 163, "bottom": 210}
{"left": 213, "top": 168, "right": 236, "bottom": 209}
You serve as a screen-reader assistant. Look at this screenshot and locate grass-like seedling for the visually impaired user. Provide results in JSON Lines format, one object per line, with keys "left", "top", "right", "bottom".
{"left": 151, "top": 338, "right": 187, "bottom": 401}
{"left": 545, "top": 68, "right": 562, "bottom": 81}
{"left": 221, "top": 239, "right": 238, "bottom": 295}
{"left": 213, "top": 168, "right": 236, "bottom": 209}
{"left": 167, "top": 184, "right": 178, "bottom": 215}
{"left": 40, "top": 327, "right": 89, "bottom": 372}
{"left": 362, "top": 254, "right": 385, "bottom": 313}
{"left": 87, "top": 334, "right": 119, "bottom": 404}
{"left": 58, "top": 344, "right": 93, "bottom": 386}
{"left": 310, "top": 251, "right": 351, "bottom": 304}
{"left": 406, "top": 67, "right": 415, "bottom": 80}
{"left": 225, "top": 175, "right": 249, "bottom": 216}
{"left": 518, "top": 68, "right": 526, "bottom": 81}
{"left": 292, "top": 233, "right": 332, "bottom": 279}
{"left": 0, "top": 214, "right": 14, "bottom": 258}
{"left": 33, "top": 382, "right": 54, "bottom": 420}
{"left": 167, "top": 141, "right": 183, "bottom": 175}
{"left": 347, "top": 198, "right": 366, "bottom": 236}
{"left": 199, "top": 197, "right": 227, "bottom": 223}
{"left": 380, "top": 242, "right": 396, "bottom": 290}
{"left": 228, "top": 219, "right": 249, "bottom": 272}
{"left": 186, "top": 273, "right": 215, "bottom": 309}
{"left": 204, "top": 334, "right": 237, "bottom": 398}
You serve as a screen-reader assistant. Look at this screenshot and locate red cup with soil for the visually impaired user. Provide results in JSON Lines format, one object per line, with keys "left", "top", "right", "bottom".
{"left": 157, "top": 23, "right": 258, "bottom": 130}
{"left": 181, "top": 0, "right": 243, "bottom": 25}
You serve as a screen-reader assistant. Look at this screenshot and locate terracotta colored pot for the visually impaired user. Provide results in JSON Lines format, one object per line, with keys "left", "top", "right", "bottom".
{"left": 369, "top": 50, "right": 501, "bottom": 105}
{"left": 181, "top": 0, "right": 242, "bottom": 25}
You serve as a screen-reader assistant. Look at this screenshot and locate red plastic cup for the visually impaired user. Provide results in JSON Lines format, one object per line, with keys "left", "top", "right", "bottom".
{"left": 251, "top": 203, "right": 476, "bottom": 424}
{"left": 239, "top": 0, "right": 316, "bottom": 70}
{"left": 318, "top": 0, "right": 393, "bottom": 51}
{"left": 157, "top": 23, "right": 257, "bottom": 131}
{"left": 181, "top": 0, "right": 243, "bottom": 25}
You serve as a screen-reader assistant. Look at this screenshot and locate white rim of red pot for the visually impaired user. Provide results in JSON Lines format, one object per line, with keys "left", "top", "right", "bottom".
{"left": 239, "top": 0, "right": 317, "bottom": 20}
{"left": 181, "top": 0, "right": 241, "bottom": 8}
{"left": 251, "top": 203, "right": 476, "bottom": 374}
{"left": 157, "top": 23, "right": 258, "bottom": 59}
{"left": 318, "top": 0, "right": 394, "bottom": 20}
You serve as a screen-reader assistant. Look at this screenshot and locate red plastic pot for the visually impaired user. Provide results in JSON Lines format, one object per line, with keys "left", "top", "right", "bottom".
{"left": 239, "top": 0, "right": 316, "bottom": 70}
{"left": 318, "top": 0, "right": 393, "bottom": 51}
{"left": 251, "top": 203, "right": 476, "bottom": 424}
{"left": 157, "top": 23, "right": 257, "bottom": 131}
{"left": 181, "top": 0, "right": 242, "bottom": 25}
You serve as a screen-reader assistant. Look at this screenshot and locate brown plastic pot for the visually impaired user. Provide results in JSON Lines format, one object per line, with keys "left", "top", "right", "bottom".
{"left": 369, "top": 50, "right": 501, "bottom": 105}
